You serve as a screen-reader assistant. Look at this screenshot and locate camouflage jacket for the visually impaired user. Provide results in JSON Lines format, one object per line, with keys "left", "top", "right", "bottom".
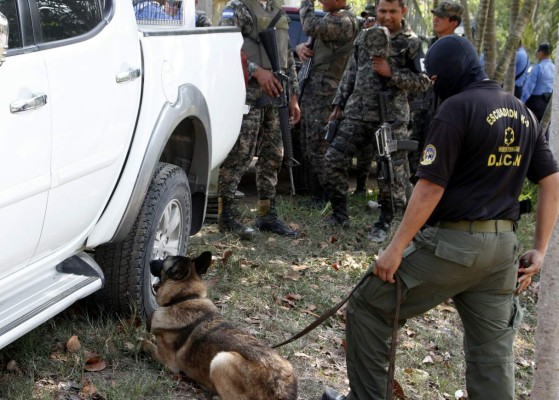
{"left": 219, "top": 0, "right": 298, "bottom": 99}
{"left": 299, "top": 0, "right": 358, "bottom": 81}
{"left": 333, "top": 19, "right": 430, "bottom": 122}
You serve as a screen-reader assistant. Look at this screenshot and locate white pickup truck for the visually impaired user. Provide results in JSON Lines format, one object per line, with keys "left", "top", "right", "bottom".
{"left": 0, "top": 0, "right": 246, "bottom": 349}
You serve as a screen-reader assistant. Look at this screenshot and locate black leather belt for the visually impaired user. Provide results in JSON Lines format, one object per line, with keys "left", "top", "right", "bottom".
{"left": 438, "top": 220, "right": 515, "bottom": 233}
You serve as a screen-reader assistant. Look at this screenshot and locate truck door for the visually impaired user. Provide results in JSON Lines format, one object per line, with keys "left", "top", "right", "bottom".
{"left": 0, "top": 2, "right": 51, "bottom": 278}
{"left": 31, "top": 0, "right": 142, "bottom": 262}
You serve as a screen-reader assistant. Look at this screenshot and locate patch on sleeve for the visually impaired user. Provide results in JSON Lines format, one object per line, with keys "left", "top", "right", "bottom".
{"left": 221, "top": 8, "right": 235, "bottom": 19}
{"left": 420, "top": 144, "right": 437, "bottom": 166}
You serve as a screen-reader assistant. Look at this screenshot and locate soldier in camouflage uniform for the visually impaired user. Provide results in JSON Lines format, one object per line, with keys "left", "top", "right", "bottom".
{"left": 195, "top": 10, "right": 211, "bottom": 26}
{"left": 322, "top": 0, "right": 430, "bottom": 239}
{"left": 217, "top": 0, "right": 301, "bottom": 239}
{"left": 296, "top": 0, "right": 358, "bottom": 207}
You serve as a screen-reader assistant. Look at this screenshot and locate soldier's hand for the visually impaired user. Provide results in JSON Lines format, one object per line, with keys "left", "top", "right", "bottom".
{"left": 295, "top": 43, "right": 314, "bottom": 62}
{"left": 373, "top": 245, "right": 402, "bottom": 284}
{"left": 372, "top": 56, "right": 392, "bottom": 78}
{"left": 328, "top": 106, "right": 343, "bottom": 122}
{"left": 515, "top": 250, "right": 543, "bottom": 294}
{"left": 253, "top": 67, "right": 283, "bottom": 97}
{"left": 289, "top": 95, "right": 301, "bottom": 125}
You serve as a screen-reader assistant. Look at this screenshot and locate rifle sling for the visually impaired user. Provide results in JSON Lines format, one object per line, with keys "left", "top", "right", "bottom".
{"left": 266, "top": 7, "right": 284, "bottom": 30}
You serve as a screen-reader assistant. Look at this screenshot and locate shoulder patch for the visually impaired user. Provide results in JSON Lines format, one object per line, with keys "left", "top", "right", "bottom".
{"left": 420, "top": 144, "right": 437, "bottom": 166}
{"left": 221, "top": 7, "right": 235, "bottom": 18}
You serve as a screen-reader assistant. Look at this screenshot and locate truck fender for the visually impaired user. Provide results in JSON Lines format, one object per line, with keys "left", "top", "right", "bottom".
{"left": 87, "top": 83, "right": 212, "bottom": 247}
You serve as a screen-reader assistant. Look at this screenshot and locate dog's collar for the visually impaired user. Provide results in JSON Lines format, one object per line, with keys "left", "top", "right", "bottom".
{"left": 162, "top": 293, "right": 200, "bottom": 307}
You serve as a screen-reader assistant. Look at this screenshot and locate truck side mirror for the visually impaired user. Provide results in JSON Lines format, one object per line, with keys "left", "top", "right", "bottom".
{"left": 0, "top": 12, "right": 8, "bottom": 67}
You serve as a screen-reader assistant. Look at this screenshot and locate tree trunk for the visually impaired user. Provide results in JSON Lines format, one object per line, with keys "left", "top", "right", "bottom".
{"left": 474, "top": 0, "right": 490, "bottom": 54}
{"left": 483, "top": 0, "right": 497, "bottom": 77}
{"left": 493, "top": 0, "right": 538, "bottom": 84}
{"left": 212, "top": 0, "right": 229, "bottom": 25}
{"left": 460, "top": 0, "right": 473, "bottom": 43}
{"left": 531, "top": 28, "right": 559, "bottom": 400}
{"left": 503, "top": 0, "right": 521, "bottom": 94}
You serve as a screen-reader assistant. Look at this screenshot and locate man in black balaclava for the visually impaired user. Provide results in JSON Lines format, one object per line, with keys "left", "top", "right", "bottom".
{"left": 424, "top": 34, "right": 487, "bottom": 101}
{"left": 327, "top": 34, "right": 559, "bottom": 400}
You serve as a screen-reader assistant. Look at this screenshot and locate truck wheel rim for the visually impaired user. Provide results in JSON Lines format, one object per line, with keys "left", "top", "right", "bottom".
{"left": 153, "top": 199, "right": 183, "bottom": 259}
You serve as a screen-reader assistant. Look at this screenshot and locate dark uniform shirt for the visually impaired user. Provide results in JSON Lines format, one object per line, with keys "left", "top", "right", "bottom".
{"left": 417, "top": 80, "right": 559, "bottom": 225}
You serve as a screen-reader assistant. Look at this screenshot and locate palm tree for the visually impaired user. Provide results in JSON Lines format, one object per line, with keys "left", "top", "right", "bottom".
{"left": 492, "top": 0, "right": 537, "bottom": 84}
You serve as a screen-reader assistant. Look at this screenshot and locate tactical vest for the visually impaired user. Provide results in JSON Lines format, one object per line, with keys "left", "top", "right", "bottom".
{"left": 240, "top": 0, "right": 290, "bottom": 70}
{"left": 312, "top": 10, "right": 357, "bottom": 80}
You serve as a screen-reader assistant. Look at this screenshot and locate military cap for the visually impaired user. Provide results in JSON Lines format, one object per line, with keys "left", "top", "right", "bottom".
{"left": 537, "top": 43, "right": 551, "bottom": 54}
{"left": 361, "top": 4, "right": 375, "bottom": 18}
{"left": 431, "top": 1, "right": 464, "bottom": 19}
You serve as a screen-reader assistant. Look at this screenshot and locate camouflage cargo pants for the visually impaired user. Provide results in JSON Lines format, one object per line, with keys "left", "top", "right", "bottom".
{"left": 324, "top": 117, "right": 412, "bottom": 211}
{"left": 300, "top": 74, "right": 338, "bottom": 190}
{"left": 218, "top": 103, "right": 283, "bottom": 201}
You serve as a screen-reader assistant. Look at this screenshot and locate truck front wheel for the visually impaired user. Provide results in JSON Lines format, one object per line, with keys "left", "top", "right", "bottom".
{"left": 95, "top": 162, "right": 192, "bottom": 317}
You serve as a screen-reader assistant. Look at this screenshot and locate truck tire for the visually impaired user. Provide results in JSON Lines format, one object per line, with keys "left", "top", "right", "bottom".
{"left": 95, "top": 162, "right": 192, "bottom": 317}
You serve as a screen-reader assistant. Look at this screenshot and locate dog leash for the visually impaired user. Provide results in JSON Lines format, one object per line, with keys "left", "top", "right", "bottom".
{"left": 272, "top": 269, "right": 403, "bottom": 400}
{"left": 272, "top": 271, "right": 373, "bottom": 349}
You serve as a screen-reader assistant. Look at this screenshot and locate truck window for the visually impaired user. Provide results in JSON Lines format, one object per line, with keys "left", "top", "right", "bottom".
{"left": 0, "top": 0, "right": 22, "bottom": 48}
{"left": 37, "top": 0, "right": 102, "bottom": 43}
{"left": 133, "top": 0, "right": 182, "bottom": 26}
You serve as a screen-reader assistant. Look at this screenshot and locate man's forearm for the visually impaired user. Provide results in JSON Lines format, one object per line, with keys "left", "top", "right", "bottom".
{"left": 389, "top": 178, "right": 445, "bottom": 253}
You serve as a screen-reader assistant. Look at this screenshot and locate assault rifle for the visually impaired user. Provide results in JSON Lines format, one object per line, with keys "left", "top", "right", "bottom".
{"left": 297, "top": 38, "right": 315, "bottom": 101}
{"left": 375, "top": 92, "right": 418, "bottom": 213}
{"left": 363, "top": 25, "right": 418, "bottom": 211}
{"left": 259, "top": 27, "right": 299, "bottom": 195}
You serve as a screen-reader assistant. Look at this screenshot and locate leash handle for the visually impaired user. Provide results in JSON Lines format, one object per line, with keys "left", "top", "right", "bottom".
{"left": 386, "top": 273, "right": 402, "bottom": 400}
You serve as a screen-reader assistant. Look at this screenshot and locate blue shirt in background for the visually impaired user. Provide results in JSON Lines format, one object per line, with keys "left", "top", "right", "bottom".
{"left": 522, "top": 59, "right": 555, "bottom": 102}
{"left": 134, "top": 1, "right": 180, "bottom": 20}
{"left": 515, "top": 47, "right": 530, "bottom": 87}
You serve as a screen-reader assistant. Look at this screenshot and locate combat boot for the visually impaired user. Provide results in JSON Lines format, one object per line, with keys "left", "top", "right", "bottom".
{"left": 322, "top": 388, "right": 347, "bottom": 400}
{"left": 354, "top": 172, "right": 367, "bottom": 195}
{"left": 324, "top": 195, "right": 350, "bottom": 229}
{"left": 217, "top": 197, "right": 255, "bottom": 240}
{"left": 368, "top": 208, "right": 394, "bottom": 243}
{"left": 255, "top": 198, "right": 299, "bottom": 237}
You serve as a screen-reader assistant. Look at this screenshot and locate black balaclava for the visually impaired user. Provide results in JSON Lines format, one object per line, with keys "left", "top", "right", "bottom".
{"left": 424, "top": 35, "right": 487, "bottom": 101}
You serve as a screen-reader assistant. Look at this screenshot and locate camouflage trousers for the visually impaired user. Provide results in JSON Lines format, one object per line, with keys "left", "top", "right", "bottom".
{"left": 218, "top": 102, "right": 283, "bottom": 201}
{"left": 324, "top": 117, "right": 412, "bottom": 213}
{"left": 300, "top": 74, "right": 339, "bottom": 190}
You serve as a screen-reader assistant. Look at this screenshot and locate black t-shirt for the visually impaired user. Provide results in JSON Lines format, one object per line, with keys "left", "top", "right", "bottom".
{"left": 416, "top": 80, "right": 559, "bottom": 225}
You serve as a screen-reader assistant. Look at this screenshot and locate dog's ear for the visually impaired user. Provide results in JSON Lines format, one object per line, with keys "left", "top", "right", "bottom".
{"left": 150, "top": 259, "right": 165, "bottom": 278}
{"left": 194, "top": 251, "right": 213, "bottom": 276}
{"left": 166, "top": 257, "right": 191, "bottom": 280}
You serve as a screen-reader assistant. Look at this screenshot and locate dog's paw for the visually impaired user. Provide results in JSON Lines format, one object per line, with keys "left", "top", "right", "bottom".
{"left": 140, "top": 338, "right": 155, "bottom": 354}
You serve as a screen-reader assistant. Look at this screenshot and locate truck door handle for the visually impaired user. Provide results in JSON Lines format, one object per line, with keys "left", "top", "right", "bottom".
{"left": 10, "top": 93, "right": 48, "bottom": 113}
{"left": 115, "top": 67, "right": 141, "bottom": 83}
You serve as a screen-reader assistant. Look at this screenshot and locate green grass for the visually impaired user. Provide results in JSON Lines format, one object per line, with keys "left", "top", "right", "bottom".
{"left": 0, "top": 183, "right": 540, "bottom": 400}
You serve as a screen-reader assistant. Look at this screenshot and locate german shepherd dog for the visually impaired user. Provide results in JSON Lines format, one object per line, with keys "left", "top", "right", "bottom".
{"left": 142, "top": 252, "right": 298, "bottom": 400}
